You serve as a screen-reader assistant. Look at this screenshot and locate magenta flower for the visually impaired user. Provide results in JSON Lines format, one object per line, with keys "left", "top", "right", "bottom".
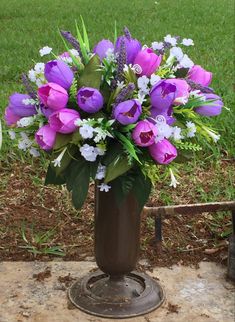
{"left": 8, "top": 93, "right": 37, "bottom": 117}
{"left": 195, "top": 94, "right": 223, "bottom": 116}
{"left": 49, "top": 108, "right": 80, "bottom": 134}
{"left": 115, "top": 36, "right": 141, "bottom": 64}
{"left": 132, "top": 120, "right": 157, "bottom": 147}
{"left": 4, "top": 106, "right": 21, "bottom": 126}
{"left": 149, "top": 139, "right": 177, "bottom": 164}
{"left": 164, "top": 79, "right": 190, "bottom": 104}
{"left": 150, "top": 80, "right": 177, "bottom": 112}
{"left": 38, "top": 83, "right": 68, "bottom": 110}
{"left": 188, "top": 65, "right": 212, "bottom": 86}
{"left": 77, "top": 87, "right": 104, "bottom": 113}
{"left": 93, "top": 39, "right": 114, "bottom": 60}
{"left": 113, "top": 99, "right": 142, "bottom": 125}
{"left": 35, "top": 124, "right": 57, "bottom": 151}
{"left": 134, "top": 48, "right": 162, "bottom": 76}
{"left": 44, "top": 60, "right": 74, "bottom": 90}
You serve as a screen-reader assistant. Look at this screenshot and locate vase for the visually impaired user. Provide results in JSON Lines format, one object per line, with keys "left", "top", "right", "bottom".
{"left": 68, "top": 184, "right": 164, "bottom": 318}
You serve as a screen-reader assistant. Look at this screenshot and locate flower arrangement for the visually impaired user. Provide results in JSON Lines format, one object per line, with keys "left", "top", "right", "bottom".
{"left": 4, "top": 21, "right": 223, "bottom": 210}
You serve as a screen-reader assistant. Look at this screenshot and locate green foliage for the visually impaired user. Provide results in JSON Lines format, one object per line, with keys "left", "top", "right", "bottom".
{"left": 77, "top": 54, "right": 102, "bottom": 89}
{"left": 69, "top": 78, "right": 78, "bottom": 102}
{"left": 104, "top": 154, "right": 133, "bottom": 183}
{"left": 114, "top": 131, "right": 142, "bottom": 164}
{"left": 75, "top": 19, "right": 90, "bottom": 63}
{"left": 45, "top": 164, "right": 66, "bottom": 185}
{"left": 175, "top": 141, "right": 203, "bottom": 151}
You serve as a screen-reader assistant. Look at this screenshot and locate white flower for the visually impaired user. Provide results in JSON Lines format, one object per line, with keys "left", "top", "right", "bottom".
{"left": 60, "top": 56, "right": 73, "bottom": 64}
{"left": 29, "top": 147, "right": 40, "bottom": 157}
{"left": 17, "top": 116, "right": 35, "bottom": 128}
{"left": 170, "top": 47, "right": 184, "bottom": 61}
{"left": 34, "top": 63, "right": 45, "bottom": 73}
{"left": 98, "top": 183, "right": 111, "bottom": 192}
{"left": 93, "top": 128, "right": 113, "bottom": 143}
{"left": 204, "top": 128, "right": 220, "bottom": 142}
{"left": 150, "top": 74, "right": 161, "bottom": 86}
{"left": 95, "top": 164, "right": 106, "bottom": 180}
{"left": 151, "top": 41, "right": 164, "bottom": 50}
{"left": 80, "top": 144, "right": 98, "bottom": 162}
{"left": 137, "top": 92, "right": 147, "bottom": 104}
{"left": 79, "top": 124, "right": 94, "bottom": 139}
{"left": 96, "top": 146, "right": 106, "bottom": 156}
{"left": 179, "top": 54, "right": 194, "bottom": 68}
{"left": 28, "top": 63, "right": 45, "bottom": 87}
{"left": 172, "top": 126, "right": 184, "bottom": 140}
{"left": 164, "top": 34, "right": 177, "bottom": 46}
{"left": 18, "top": 133, "right": 33, "bottom": 151}
{"left": 181, "top": 38, "right": 194, "bottom": 46}
{"left": 51, "top": 148, "right": 67, "bottom": 167}
{"left": 39, "top": 46, "right": 52, "bottom": 57}
{"left": 169, "top": 168, "right": 179, "bottom": 188}
{"left": 186, "top": 121, "right": 197, "bottom": 138}
{"left": 117, "top": 81, "right": 125, "bottom": 89}
{"left": 137, "top": 75, "right": 149, "bottom": 89}
{"left": 190, "top": 90, "right": 206, "bottom": 101}
{"left": 174, "top": 96, "right": 188, "bottom": 105}
{"left": 154, "top": 116, "right": 173, "bottom": 142}
{"left": 105, "top": 48, "right": 116, "bottom": 63}
{"left": 8, "top": 130, "right": 16, "bottom": 140}
{"left": 70, "top": 49, "right": 80, "bottom": 57}
{"left": 22, "top": 98, "right": 36, "bottom": 106}
{"left": 132, "top": 64, "right": 142, "bottom": 75}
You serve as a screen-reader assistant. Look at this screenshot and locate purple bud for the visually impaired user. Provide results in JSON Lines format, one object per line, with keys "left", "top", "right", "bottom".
{"left": 38, "top": 83, "right": 69, "bottom": 110}
{"left": 8, "top": 93, "right": 37, "bottom": 117}
{"left": 149, "top": 139, "right": 177, "bottom": 164}
{"left": 49, "top": 108, "right": 80, "bottom": 134}
{"left": 4, "top": 106, "right": 21, "bottom": 126}
{"left": 195, "top": 94, "right": 223, "bottom": 116}
{"left": 35, "top": 124, "right": 57, "bottom": 151}
{"left": 134, "top": 48, "right": 162, "bottom": 77}
{"left": 93, "top": 39, "right": 114, "bottom": 60}
{"left": 188, "top": 65, "right": 212, "bottom": 87}
{"left": 44, "top": 60, "right": 74, "bottom": 90}
{"left": 115, "top": 36, "right": 141, "bottom": 64}
{"left": 77, "top": 87, "right": 104, "bottom": 113}
{"left": 113, "top": 99, "right": 142, "bottom": 125}
{"left": 150, "top": 80, "right": 176, "bottom": 112}
{"left": 132, "top": 120, "right": 157, "bottom": 147}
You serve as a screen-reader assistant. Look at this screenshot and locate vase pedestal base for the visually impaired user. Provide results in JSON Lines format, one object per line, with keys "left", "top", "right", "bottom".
{"left": 68, "top": 270, "right": 165, "bottom": 319}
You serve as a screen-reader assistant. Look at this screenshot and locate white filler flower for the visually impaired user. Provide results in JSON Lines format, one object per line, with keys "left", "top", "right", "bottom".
{"left": 39, "top": 46, "right": 52, "bottom": 57}
{"left": 98, "top": 183, "right": 111, "bottom": 192}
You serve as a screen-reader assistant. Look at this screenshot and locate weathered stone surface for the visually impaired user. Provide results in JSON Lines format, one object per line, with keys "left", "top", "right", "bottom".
{"left": 0, "top": 261, "right": 234, "bottom": 322}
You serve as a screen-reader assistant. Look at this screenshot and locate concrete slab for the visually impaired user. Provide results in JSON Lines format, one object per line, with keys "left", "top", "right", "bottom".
{"left": 0, "top": 261, "right": 234, "bottom": 322}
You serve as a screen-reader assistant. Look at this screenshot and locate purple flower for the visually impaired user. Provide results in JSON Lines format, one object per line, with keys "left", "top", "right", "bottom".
{"left": 113, "top": 99, "right": 142, "bottom": 125}
{"left": 93, "top": 39, "right": 114, "bottom": 60}
{"left": 8, "top": 93, "right": 37, "bottom": 117}
{"left": 38, "top": 83, "right": 68, "bottom": 110}
{"left": 134, "top": 48, "right": 162, "bottom": 77}
{"left": 164, "top": 79, "right": 190, "bottom": 104}
{"left": 132, "top": 120, "right": 157, "bottom": 147}
{"left": 4, "top": 106, "right": 21, "bottom": 126}
{"left": 150, "top": 80, "right": 177, "bottom": 112}
{"left": 49, "top": 108, "right": 80, "bottom": 134}
{"left": 115, "top": 36, "right": 141, "bottom": 64}
{"left": 77, "top": 87, "right": 104, "bottom": 113}
{"left": 188, "top": 65, "right": 212, "bottom": 87}
{"left": 195, "top": 94, "right": 223, "bottom": 116}
{"left": 35, "top": 124, "right": 57, "bottom": 151}
{"left": 150, "top": 108, "right": 176, "bottom": 126}
{"left": 44, "top": 60, "right": 74, "bottom": 90}
{"left": 149, "top": 139, "right": 177, "bottom": 164}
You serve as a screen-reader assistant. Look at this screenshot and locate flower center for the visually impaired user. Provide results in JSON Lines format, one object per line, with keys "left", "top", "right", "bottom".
{"left": 140, "top": 131, "right": 153, "bottom": 143}
{"left": 122, "top": 104, "right": 137, "bottom": 118}
{"left": 164, "top": 153, "right": 174, "bottom": 162}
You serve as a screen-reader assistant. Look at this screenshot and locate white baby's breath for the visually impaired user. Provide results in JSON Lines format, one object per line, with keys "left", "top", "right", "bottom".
{"left": 164, "top": 34, "right": 177, "bottom": 46}
{"left": 98, "top": 183, "right": 111, "bottom": 192}
{"left": 181, "top": 38, "right": 194, "bottom": 46}
{"left": 17, "top": 116, "right": 35, "bottom": 128}
{"left": 151, "top": 41, "right": 164, "bottom": 51}
{"left": 39, "top": 46, "right": 52, "bottom": 57}
{"left": 169, "top": 168, "right": 179, "bottom": 188}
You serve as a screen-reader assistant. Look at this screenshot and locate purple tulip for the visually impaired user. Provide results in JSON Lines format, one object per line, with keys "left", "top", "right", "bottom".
{"left": 132, "top": 120, "right": 157, "bottom": 147}
{"left": 35, "top": 124, "right": 57, "bottom": 151}
{"left": 115, "top": 36, "right": 141, "bottom": 64}
{"left": 4, "top": 106, "right": 21, "bottom": 126}
{"left": 195, "top": 94, "right": 223, "bottom": 116}
{"left": 164, "top": 79, "right": 190, "bottom": 104}
{"left": 149, "top": 139, "right": 177, "bottom": 164}
{"left": 44, "top": 60, "right": 74, "bottom": 90}
{"left": 8, "top": 93, "right": 37, "bottom": 117}
{"left": 113, "top": 99, "right": 142, "bottom": 125}
{"left": 49, "top": 108, "right": 80, "bottom": 134}
{"left": 133, "top": 48, "right": 162, "bottom": 77}
{"left": 40, "top": 104, "right": 54, "bottom": 118}
{"left": 188, "top": 65, "right": 212, "bottom": 87}
{"left": 77, "top": 87, "right": 104, "bottom": 113}
{"left": 93, "top": 39, "right": 114, "bottom": 60}
{"left": 38, "top": 83, "right": 68, "bottom": 110}
{"left": 150, "top": 80, "right": 177, "bottom": 112}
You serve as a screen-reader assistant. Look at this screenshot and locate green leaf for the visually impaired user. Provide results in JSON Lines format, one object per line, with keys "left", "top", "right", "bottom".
{"left": 77, "top": 54, "right": 102, "bottom": 89}
{"left": 114, "top": 21, "right": 117, "bottom": 43}
{"left": 80, "top": 15, "right": 90, "bottom": 52}
{"left": 131, "top": 170, "right": 152, "bottom": 211}
{"left": 102, "top": 142, "right": 124, "bottom": 166}
{"left": 65, "top": 158, "right": 86, "bottom": 191}
{"left": 114, "top": 131, "right": 142, "bottom": 164}
{"left": 45, "top": 165, "right": 66, "bottom": 185}
{"left": 104, "top": 154, "right": 133, "bottom": 183}
{"left": 112, "top": 173, "right": 136, "bottom": 206}
{"left": 71, "top": 162, "right": 90, "bottom": 210}
{"left": 54, "top": 133, "right": 72, "bottom": 150}
{"left": 75, "top": 20, "right": 89, "bottom": 63}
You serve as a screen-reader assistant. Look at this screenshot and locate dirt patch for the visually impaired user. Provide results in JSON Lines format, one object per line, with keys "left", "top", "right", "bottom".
{"left": 33, "top": 267, "right": 51, "bottom": 281}
{"left": 0, "top": 160, "right": 234, "bottom": 267}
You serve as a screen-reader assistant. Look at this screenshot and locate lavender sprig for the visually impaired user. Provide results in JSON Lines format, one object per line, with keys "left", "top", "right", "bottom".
{"left": 21, "top": 74, "right": 37, "bottom": 99}
{"left": 115, "top": 83, "right": 135, "bottom": 104}
{"left": 124, "top": 27, "right": 131, "bottom": 40}
{"left": 186, "top": 79, "right": 215, "bottom": 94}
{"left": 60, "top": 30, "right": 82, "bottom": 57}
{"left": 115, "top": 38, "right": 127, "bottom": 84}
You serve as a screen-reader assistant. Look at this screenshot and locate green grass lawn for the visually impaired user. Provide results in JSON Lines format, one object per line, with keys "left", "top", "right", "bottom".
{"left": 0, "top": 0, "right": 234, "bottom": 158}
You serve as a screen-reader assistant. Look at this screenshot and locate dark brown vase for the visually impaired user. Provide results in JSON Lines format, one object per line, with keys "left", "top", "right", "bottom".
{"left": 68, "top": 183, "right": 164, "bottom": 318}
